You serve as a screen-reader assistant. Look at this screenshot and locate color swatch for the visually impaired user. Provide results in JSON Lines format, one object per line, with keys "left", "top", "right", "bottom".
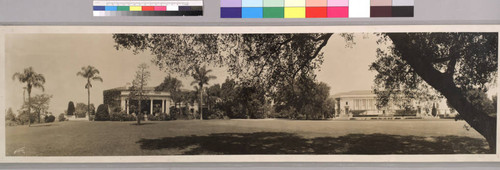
{"left": 93, "top": 0, "right": 203, "bottom": 17}
{"left": 221, "top": 0, "right": 413, "bottom": 18}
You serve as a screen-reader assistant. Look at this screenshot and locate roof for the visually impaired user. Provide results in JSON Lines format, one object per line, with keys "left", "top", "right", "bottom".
{"left": 332, "top": 90, "right": 375, "bottom": 98}
{"left": 105, "top": 86, "right": 192, "bottom": 92}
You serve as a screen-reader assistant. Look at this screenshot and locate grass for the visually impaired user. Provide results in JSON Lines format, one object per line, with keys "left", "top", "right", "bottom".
{"left": 5, "top": 119, "right": 491, "bottom": 156}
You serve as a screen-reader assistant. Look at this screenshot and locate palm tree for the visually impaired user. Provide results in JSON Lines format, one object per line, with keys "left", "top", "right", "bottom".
{"left": 13, "top": 67, "right": 46, "bottom": 127}
{"left": 190, "top": 66, "right": 216, "bottom": 120}
{"left": 77, "top": 65, "right": 103, "bottom": 121}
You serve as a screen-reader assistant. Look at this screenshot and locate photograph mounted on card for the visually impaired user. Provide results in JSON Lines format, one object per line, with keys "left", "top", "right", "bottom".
{"left": 0, "top": 25, "right": 499, "bottom": 163}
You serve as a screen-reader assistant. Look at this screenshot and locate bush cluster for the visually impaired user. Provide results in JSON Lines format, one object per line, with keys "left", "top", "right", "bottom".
{"left": 147, "top": 113, "right": 174, "bottom": 121}
{"left": 44, "top": 115, "right": 56, "bottom": 123}
{"left": 109, "top": 111, "right": 137, "bottom": 121}
{"left": 95, "top": 104, "right": 110, "bottom": 121}
{"left": 58, "top": 113, "right": 67, "bottom": 122}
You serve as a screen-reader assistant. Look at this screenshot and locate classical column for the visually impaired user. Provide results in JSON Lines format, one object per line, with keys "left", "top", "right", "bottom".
{"left": 120, "top": 97, "right": 125, "bottom": 109}
{"left": 161, "top": 100, "right": 164, "bottom": 113}
{"left": 126, "top": 99, "right": 130, "bottom": 114}
{"left": 166, "top": 100, "right": 170, "bottom": 115}
{"left": 150, "top": 99, "right": 154, "bottom": 115}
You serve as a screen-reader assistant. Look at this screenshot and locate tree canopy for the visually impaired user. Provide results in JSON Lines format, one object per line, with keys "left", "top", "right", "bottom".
{"left": 113, "top": 32, "right": 498, "bottom": 151}
{"left": 113, "top": 34, "right": 354, "bottom": 91}
{"left": 378, "top": 33, "right": 498, "bottom": 151}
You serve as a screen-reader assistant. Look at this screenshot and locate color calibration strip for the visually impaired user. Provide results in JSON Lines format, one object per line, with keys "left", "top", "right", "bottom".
{"left": 221, "top": 0, "right": 414, "bottom": 18}
{"left": 93, "top": 0, "right": 203, "bottom": 16}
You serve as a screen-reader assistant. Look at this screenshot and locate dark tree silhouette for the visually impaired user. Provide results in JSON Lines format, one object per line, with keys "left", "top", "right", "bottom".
{"left": 113, "top": 32, "right": 498, "bottom": 151}
{"left": 374, "top": 33, "right": 498, "bottom": 151}
{"left": 67, "top": 101, "right": 76, "bottom": 116}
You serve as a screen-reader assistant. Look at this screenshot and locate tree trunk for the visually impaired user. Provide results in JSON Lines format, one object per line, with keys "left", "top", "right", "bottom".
{"left": 88, "top": 85, "right": 91, "bottom": 121}
{"left": 137, "top": 99, "right": 142, "bottom": 125}
{"left": 28, "top": 91, "right": 31, "bottom": 127}
{"left": 200, "top": 85, "right": 203, "bottom": 120}
{"left": 388, "top": 34, "right": 497, "bottom": 152}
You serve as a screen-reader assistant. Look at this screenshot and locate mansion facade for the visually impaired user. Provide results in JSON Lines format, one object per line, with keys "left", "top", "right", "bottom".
{"left": 333, "top": 90, "right": 455, "bottom": 118}
{"left": 103, "top": 86, "right": 199, "bottom": 115}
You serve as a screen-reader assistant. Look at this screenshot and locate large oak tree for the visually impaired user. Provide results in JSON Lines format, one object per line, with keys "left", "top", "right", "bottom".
{"left": 113, "top": 33, "right": 497, "bottom": 151}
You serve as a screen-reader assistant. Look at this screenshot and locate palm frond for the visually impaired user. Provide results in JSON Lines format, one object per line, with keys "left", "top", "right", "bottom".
{"left": 92, "top": 76, "right": 103, "bottom": 82}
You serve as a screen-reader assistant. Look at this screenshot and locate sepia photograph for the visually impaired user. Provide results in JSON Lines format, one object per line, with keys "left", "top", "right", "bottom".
{"left": 2, "top": 27, "right": 498, "bottom": 160}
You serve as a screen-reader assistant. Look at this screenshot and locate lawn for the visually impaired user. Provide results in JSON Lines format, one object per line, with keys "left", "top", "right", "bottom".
{"left": 5, "top": 119, "right": 491, "bottom": 156}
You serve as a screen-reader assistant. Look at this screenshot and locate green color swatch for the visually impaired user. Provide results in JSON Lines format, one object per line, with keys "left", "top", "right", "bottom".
{"left": 263, "top": 7, "right": 284, "bottom": 18}
{"left": 117, "top": 6, "right": 130, "bottom": 11}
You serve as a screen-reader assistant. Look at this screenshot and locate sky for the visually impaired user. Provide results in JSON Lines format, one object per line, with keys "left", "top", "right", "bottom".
{"left": 5, "top": 33, "right": 380, "bottom": 115}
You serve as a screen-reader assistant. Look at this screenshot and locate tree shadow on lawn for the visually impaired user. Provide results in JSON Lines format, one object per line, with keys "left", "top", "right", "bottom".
{"left": 136, "top": 132, "right": 492, "bottom": 155}
{"left": 130, "top": 122, "right": 156, "bottom": 126}
{"left": 29, "top": 123, "right": 58, "bottom": 127}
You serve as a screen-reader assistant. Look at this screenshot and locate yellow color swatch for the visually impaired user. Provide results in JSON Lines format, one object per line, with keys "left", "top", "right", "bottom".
{"left": 284, "top": 7, "right": 305, "bottom": 18}
{"left": 130, "top": 6, "right": 142, "bottom": 11}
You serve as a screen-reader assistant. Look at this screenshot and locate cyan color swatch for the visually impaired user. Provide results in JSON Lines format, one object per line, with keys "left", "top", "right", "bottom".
{"left": 242, "top": 7, "right": 264, "bottom": 18}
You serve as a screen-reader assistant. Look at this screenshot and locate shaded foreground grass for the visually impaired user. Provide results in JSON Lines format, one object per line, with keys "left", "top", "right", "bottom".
{"left": 6, "top": 119, "right": 491, "bottom": 156}
{"left": 137, "top": 132, "right": 490, "bottom": 154}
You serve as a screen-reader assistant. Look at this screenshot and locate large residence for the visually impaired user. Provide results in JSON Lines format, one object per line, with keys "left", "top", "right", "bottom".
{"left": 103, "top": 86, "right": 199, "bottom": 115}
{"left": 333, "top": 90, "right": 455, "bottom": 118}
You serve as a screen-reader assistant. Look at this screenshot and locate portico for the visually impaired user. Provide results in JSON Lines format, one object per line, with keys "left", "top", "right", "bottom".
{"left": 103, "top": 86, "right": 199, "bottom": 115}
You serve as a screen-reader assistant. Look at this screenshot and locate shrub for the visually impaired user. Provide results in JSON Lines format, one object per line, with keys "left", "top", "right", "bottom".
{"left": 95, "top": 104, "right": 110, "bottom": 121}
{"left": 16, "top": 110, "right": 35, "bottom": 125}
{"left": 44, "top": 115, "right": 56, "bottom": 123}
{"left": 147, "top": 113, "right": 173, "bottom": 121}
{"left": 5, "top": 108, "right": 16, "bottom": 122}
{"left": 109, "top": 111, "right": 137, "bottom": 121}
{"left": 67, "top": 101, "right": 75, "bottom": 116}
{"left": 58, "top": 113, "right": 66, "bottom": 122}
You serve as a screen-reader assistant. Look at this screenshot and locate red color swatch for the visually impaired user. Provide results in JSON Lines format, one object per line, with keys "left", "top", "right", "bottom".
{"left": 327, "top": 7, "right": 348, "bottom": 18}
{"left": 306, "top": 7, "right": 327, "bottom": 18}
{"left": 142, "top": 6, "right": 154, "bottom": 11}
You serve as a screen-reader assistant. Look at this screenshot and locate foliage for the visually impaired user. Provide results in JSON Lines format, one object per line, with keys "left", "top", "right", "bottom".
{"left": 67, "top": 101, "right": 75, "bottom": 116}
{"left": 75, "top": 103, "right": 94, "bottom": 118}
{"left": 147, "top": 113, "right": 173, "bottom": 121}
{"left": 129, "top": 63, "right": 151, "bottom": 125}
{"left": 6, "top": 108, "right": 16, "bottom": 122}
{"left": 464, "top": 89, "right": 496, "bottom": 115}
{"left": 377, "top": 33, "right": 498, "bottom": 150}
{"left": 109, "top": 111, "right": 137, "bottom": 121}
{"left": 155, "top": 75, "right": 187, "bottom": 116}
{"left": 431, "top": 104, "right": 437, "bottom": 117}
{"left": 112, "top": 34, "right": 353, "bottom": 94}
{"left": 190, "top": 65, "right": 217, "bottom": 120}
{"left": 77, "top": 65, "right": 103, "bottom": 121}
{"left": 6, "top": 108, "right": 17, "bottom": 126}
{"left": 30, "top": 94, "right": 53, "bottom": 123}
{"left": 274, "top": 74, "right": 333, "bottom": 120}
{"left": 12, "top": 67, "right": 46, "bottom": 126}
{"left": 113, "top": 32, "right": 498, "bottom": 150}
{"left": 44, "top": 115, "right": 55, "bottom": 123}
{"left": 16, "top": 109, "right": 35, "bottom": 125}
{"left": 58, "top": 113, "right": 66, "bottom": 122}
{"left": 95, "top": 104, "right": 110, "bottom": 121}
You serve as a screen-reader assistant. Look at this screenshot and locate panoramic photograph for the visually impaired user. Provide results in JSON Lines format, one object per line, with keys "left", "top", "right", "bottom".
{"left": 4, "top": 32, "right": 497, "bottom": 156}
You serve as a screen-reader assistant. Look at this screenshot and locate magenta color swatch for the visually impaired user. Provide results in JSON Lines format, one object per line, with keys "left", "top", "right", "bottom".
{"left": 327, "top": 7, "right": 348, "bottom": 17}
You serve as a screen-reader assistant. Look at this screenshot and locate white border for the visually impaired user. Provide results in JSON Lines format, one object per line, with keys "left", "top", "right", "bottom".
{"left": 0, "top": 25, "right": 499, "bottom": 163}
